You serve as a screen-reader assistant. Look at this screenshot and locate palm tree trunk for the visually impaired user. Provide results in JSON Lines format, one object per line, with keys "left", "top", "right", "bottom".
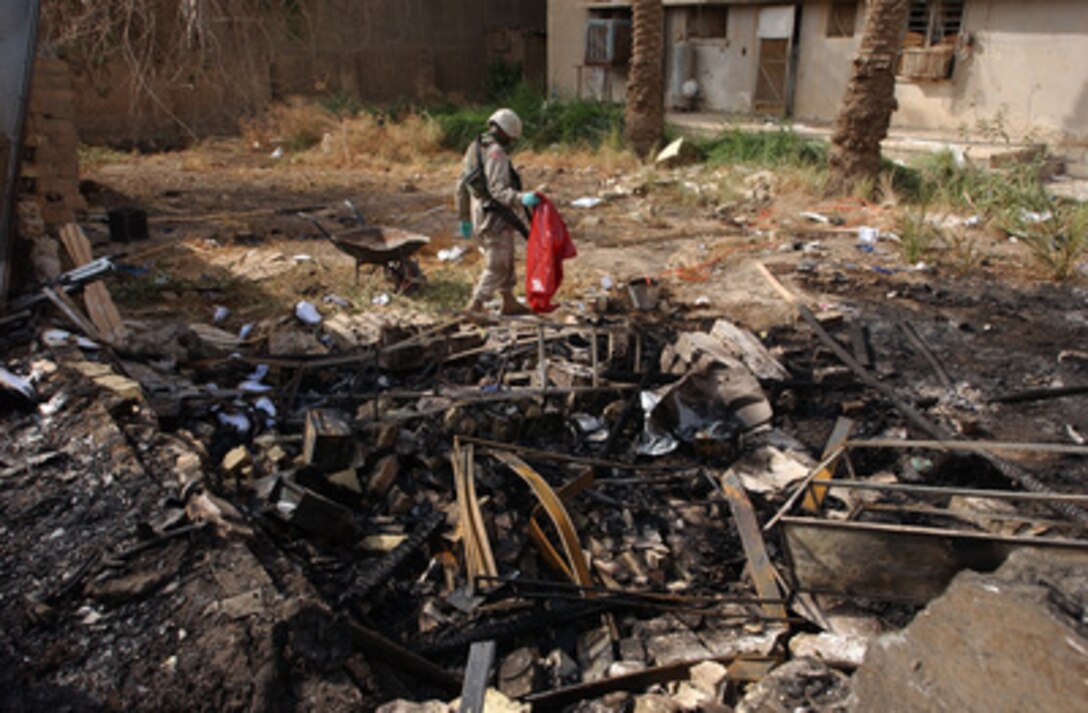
{"left": 625, "top": 0, "right": 664, "bottom": 157}
{"left": 827, "top": 0, "right": 912, "bottom": 194}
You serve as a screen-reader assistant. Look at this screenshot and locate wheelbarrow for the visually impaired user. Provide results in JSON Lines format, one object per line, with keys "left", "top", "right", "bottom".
{"left": 299, "top": 212, "right": 430, "bottom": 294}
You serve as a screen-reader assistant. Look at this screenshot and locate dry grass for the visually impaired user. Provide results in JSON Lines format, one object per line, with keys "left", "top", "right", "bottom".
{"left": 240, "top": 98, "right": 450, "bottom": 169}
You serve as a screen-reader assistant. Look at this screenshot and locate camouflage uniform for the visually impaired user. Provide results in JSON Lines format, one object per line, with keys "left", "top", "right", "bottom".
{"left": 456, "top": 133, "right": 525, "bottom": 309}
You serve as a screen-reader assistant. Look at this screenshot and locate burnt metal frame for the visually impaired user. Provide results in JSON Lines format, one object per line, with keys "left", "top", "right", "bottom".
{"left": 776, "top": 439, "right": 1088, "bottom": 603}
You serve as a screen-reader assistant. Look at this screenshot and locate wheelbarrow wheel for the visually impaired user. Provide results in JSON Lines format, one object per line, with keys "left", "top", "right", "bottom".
{"left": 385, "top": 258, "right": 424, "bottom": 295}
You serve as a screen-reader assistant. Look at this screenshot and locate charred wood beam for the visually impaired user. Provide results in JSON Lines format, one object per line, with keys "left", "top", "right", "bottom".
{"left": 414, "top": 600, "right": 611, "bottom": 657}
{"left": 347, "top": 619, "right": 461, "bottom": 694}
{"left": 339, "top": 510, "right": 443, "bottom": 605}
{"left": 898, "top": 320, "right": 953, "bottom": 389}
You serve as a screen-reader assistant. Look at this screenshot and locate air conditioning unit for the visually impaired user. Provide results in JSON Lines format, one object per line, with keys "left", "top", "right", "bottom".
{"left": 899, "top": 45, "right": 955, "bottom": 80}
{"left": 585, "top": 19, "right": 632, "bottom": 67}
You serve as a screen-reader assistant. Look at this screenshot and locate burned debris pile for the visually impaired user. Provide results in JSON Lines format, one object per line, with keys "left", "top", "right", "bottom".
{"left": 2, "top": 268, "right": 1088, "bottom": 712}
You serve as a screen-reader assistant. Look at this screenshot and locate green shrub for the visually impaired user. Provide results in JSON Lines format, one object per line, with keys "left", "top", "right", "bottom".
{"left": 1004, "top": 200, "right": 1088, "bottom": 280}
{"left": 896, "top": 209, "right": 942, "bottom": 264}
{"left": 430, "top": 83, "right": 624, "bottom": 151}
{"left": 702, "top": 129, "right": 827, "bottom": 168}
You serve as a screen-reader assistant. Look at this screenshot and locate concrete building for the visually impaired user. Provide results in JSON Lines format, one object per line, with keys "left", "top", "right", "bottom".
{"left": 547, "top": 0, "right": 1088, "bottom": 145}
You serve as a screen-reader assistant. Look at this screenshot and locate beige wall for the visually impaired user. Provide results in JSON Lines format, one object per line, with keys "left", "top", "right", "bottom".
{"left": 547, "top": 0, "right": 628, "bottom": 101}
{"left": 664, "top": 5, "right": 761, "bottom": 113}
{"left": 551, "top": 0, "right": 1088, "bottom": 145}
{"left": 793, "top": 0, "right": 1088, "bottom": 144}
{"left": 892, "top": 0, "right": 1088, "bottom": 143}
{"left": 793, "top": 0, "right": 864, "bottom": 124}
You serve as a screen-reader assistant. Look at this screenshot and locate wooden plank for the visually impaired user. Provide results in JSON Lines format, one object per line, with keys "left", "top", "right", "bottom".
{"left": 458, "top": 640, "right": 496, "bottom": 713}
{"left": 801, "top": 417, "right": 855, "bottom": 513}
{"left": 718, "top": 470, "right": 787, "bottom": 619}
{"left": 58, "top": 223, "right": 127, "bottom": 345}
{"left": 42, "top": 286, "right": 100, "bottom": 341}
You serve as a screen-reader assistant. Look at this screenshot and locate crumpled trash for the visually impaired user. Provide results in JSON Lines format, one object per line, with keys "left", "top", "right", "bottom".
{"left": 1020, "top": 209, "right": 1052, "bottom": 224}
{"left": 571, "top": 413, "right": 609, "bottom": 443}
{"left": 857, "top": 226, "right": 878, "bottom": 244}
{"left": 372, "top": 293, "right": 391, "bottom": 306}
{"left": 323, "top": 294, "right": 350, "bottom": 307}
{"left": 213, "top": 305, "right": 230, "bottom": 323}
{"left": 42, "top": 329, "right": 98, "bottom": 350}
{"left": 255, "top": 397, "right": 277, "bottom": 419}
{"left": 218, "top": 411, "right": 251, "bottom": 433}
{"left": 238, "top": 323, "right": 254, "bottom": 339}
{"left": 801, "top": 211, "right": 831, "bottom": 224}
{"left": 600, "top": 275, "right": 614, "bottom": 290}
{"left": 438, "top": 245, "right": 467, "bottom": 262}
{"left": 270, "top": 147, "right": 284, "bottom": 159}
{"left": 0, "top": 367, "right": 36, "bottom": 402}
{"left": 294, "top": 300, "right": 322, "bottom": 325}
{"left": 571, "top": 197, "right": 603, "bottom": 209}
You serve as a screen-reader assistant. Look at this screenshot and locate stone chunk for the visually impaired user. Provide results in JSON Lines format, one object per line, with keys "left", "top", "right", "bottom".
{"left": 850, "top": 549, "right": 1088, "bottom": 712}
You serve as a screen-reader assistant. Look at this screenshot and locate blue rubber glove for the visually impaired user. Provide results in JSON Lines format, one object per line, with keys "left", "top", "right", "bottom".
{"left": 459, "top": 220, "right": 472, "bottom": 239}
{"left": 521, "top": 192, "right": 541, "bottom": 208}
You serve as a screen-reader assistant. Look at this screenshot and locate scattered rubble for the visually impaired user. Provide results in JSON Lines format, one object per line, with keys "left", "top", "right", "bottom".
{"left": 3, "top": 136, "right": 1088, "bottom": 711}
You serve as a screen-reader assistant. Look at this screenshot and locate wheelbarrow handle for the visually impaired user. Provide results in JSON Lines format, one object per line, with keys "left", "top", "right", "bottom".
{"left": 297, "top": 212, "right": 336, "bottom": 240}
{"left": 343, "top": 199, "right": 366, "bottom": 225}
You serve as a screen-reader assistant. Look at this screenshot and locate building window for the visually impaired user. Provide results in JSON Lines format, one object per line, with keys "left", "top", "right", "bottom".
{"left": 899, "top": 0, "right": 963, "bottom": 80}
{"left": 905, "top": 0, "right": 963, "bottom": 48}
{"left": 585, "top": 9, "right": 632, "bottom": 67}
{"left": 827, "top": 0, "right": 857, "bottom": 39}
{"left": 687, "top": 6, "right": 728, "bottom": 39}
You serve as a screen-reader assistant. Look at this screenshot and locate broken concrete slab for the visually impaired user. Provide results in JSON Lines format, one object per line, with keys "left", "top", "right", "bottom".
{"left": 577, "top": 625, "right": 615, "bottom": 682}
{"left": 498, "top": 646, "right": 538, "bottom": 700}
{"left": 788, "top": 632, "right": 868, "bottom": 669}
{"left": 850, "top": 549, "right": 1088, "bottom": 712}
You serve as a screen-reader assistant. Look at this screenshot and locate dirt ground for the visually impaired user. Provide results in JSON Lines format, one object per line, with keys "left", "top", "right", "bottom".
{"left": 2, "top": 137, "right": 1086, "bottom": 711}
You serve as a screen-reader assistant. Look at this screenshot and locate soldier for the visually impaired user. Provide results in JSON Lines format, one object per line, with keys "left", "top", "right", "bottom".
{"left": 455, "top": 108, "right": 539, "bottom": 315}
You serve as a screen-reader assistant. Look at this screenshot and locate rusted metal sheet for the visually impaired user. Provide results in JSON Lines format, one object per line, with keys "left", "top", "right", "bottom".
{"left": 782, "top": 517, "right": 1088, "bottom": 604}
{"left": 718, "top": 470, "right": 787, "bottom": 619}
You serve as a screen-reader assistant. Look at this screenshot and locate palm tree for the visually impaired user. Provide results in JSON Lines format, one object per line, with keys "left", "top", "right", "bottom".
{"left": 625, "top": 0, "right": 664, "bottom": 157}
{"left": 827, "top": 0, "right": 912, "bottom": 194}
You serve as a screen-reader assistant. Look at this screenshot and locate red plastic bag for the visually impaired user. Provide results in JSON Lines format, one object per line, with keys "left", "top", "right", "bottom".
{"left": 525, "top": 194, "right": 576, "bottom": 313}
